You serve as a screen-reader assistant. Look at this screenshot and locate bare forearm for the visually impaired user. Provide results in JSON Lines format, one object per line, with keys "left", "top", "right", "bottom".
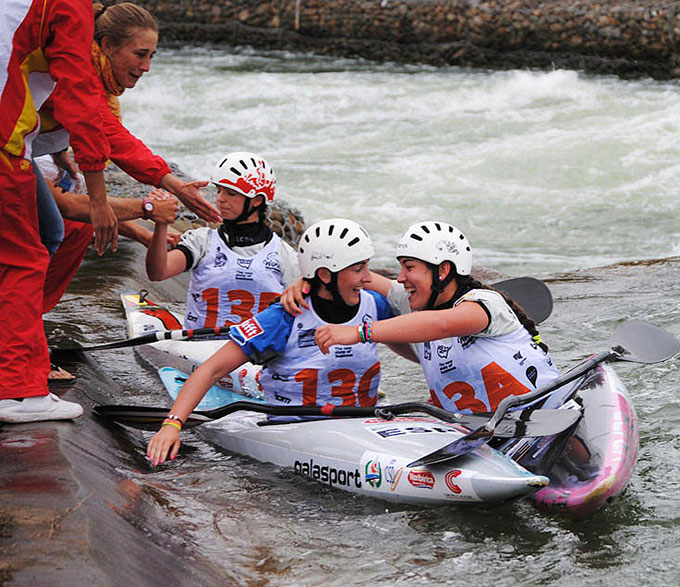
{"left": 146, "top": 224, "right": 170, "bottom": 280}
{"left": 118, "top": 220, "right": 151, "bottom": 246}
{"left": 169, "top": 343, "right": 248, "bottom": 421}
{"left": 371, "top": 306, "right": 488, "bottom": 344}
{"left": 55, "top": 191, "right": 143, "bottom": 222}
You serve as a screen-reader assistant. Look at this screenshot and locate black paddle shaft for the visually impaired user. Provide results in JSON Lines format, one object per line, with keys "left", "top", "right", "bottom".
{"left": 57, "top": 276, "right": 553, "bottom": 352}
{"left": 92, "top": 400, "right": 579, "bottom": 439}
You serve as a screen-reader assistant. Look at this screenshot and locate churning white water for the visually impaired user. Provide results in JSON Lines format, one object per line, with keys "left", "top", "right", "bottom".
{"left": 121, "top": 46, "right": 680, "bottom": 275}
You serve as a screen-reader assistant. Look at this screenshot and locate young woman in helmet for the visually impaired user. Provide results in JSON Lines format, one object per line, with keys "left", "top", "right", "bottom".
{"left": 146, "top": 152, "right": 299, "bottom": 329}
{"left": 146, "top": 218, "right": 393, "bottom": 466}
{"left": 312, "top": 221, "right": 560, "bottom": 414}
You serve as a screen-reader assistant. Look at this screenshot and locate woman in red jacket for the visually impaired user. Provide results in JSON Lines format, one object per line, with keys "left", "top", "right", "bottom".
{"left": 40, "top": 3, "right": 224, "bottom": 350}
{"left": 36, "top": 2, "right": 221, "bottom": 224}
{"left": 0, "top": 0, "right": 117, "bottom": 423}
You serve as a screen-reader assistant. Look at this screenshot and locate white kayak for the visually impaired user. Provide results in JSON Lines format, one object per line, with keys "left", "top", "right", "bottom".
{"left": 121, "top": 290, "right": 263, "bottom": 398}
{"left": 159, "top": 367, "right": 550, "bottom": 505}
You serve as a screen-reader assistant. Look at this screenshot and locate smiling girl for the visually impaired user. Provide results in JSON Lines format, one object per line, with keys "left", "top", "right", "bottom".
{"left": 146, "top": 219, "right": 393, "bottom": 465}
{"left": 313, "top": 221, "right": 560, "bottom": 414}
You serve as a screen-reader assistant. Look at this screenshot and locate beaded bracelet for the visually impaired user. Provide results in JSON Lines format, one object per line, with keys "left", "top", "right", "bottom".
{"left": 364, "top": 320, "right": 374, "bottom": 343}
{"left": 357, "top": 320, "right": 374, "bottom": 344}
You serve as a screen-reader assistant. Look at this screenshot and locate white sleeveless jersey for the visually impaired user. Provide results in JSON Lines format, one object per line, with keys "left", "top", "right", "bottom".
{"left": 259, "top": 292, "right": 382, "bottom": 408}
{"left": 184, "top": 231, "right": 285, "bottom": 328}
{"left": 419, "top": 324, "right": 559, "bottom": 413}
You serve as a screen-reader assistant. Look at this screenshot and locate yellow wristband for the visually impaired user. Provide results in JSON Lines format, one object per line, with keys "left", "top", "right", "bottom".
{"left": 162, "top": 420, "right": 182, "bottom": 432}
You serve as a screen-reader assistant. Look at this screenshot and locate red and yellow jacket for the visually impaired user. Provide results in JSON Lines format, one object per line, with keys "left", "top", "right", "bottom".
{"left": 0, "top": 0, "right": 109, "bottom": 171}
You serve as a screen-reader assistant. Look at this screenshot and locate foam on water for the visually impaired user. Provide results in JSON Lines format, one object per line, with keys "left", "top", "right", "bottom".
{"left": 122, "top": 47, "right": 680, "bottom": 275}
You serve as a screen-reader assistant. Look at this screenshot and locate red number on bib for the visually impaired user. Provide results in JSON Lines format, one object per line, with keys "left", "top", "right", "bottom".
{"left": 201, "top": 287, "right": 219, "bottom": 328}
{"left": 440, "top": 381, "right": 487, "bottom": 413}
{"left": 296, "top": 368, "right": 319, "bottom": 406}
{"left": 438, "top": 362, "right": 531, "bottom": 412}
{"left": 258, "top": 291, "right": 280, "bottom": 313}
{"left": 356, "top": 361, "right": 380, "bottom": 407}
{"left": 328, "top": 369, "right": 356, "bottom": 407}
{"left": 224, "top": 289, "right": 255, "bottom": 326}
{"left": 295, "top": 363, "right": 380, "bottom": 408}
{"left": 481, "top": 362, "right": 530, "bottom": 410}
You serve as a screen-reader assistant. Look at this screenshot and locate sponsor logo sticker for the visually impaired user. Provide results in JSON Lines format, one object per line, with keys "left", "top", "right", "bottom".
{"left": 408, "top": 470, "right": 435, "bottom": 490}
{"left": 233, "top": 317, "right": 264, "bottom": 341}
{"left": 365, "top": 459, "right": 382, "bottom": 488}
{"left": 297, "top": 328, "right": 317, "bottom": 348}
{"left": 444, "top": 470, "right": 463, "bottom": 494}
{"left": 264, "top": 252, "right": 281, "bottom": 272}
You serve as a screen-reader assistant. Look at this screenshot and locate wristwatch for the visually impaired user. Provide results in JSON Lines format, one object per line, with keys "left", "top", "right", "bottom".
{"left": 142, "top": 197, "right": 154, "bottom": 220}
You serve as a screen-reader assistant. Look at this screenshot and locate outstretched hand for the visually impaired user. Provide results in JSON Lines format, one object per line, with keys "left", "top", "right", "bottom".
{"left": 280, "top": 276, "right": 311, "bottom": 315}
{"left": 315, "top": 324, "right": 359, "bottom": 354}
{"left": 146, "top": 424, "right": 181, "bottom": 466}
{"left": 175, "top": 179, "right": 221, "bottom": 224}
{"left": 147, "top": 188, "right": 179, "bottom": 224}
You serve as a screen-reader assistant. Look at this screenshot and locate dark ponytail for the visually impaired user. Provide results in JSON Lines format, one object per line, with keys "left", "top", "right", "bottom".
{"left": 453, "top": 274, "right": 549, "bottom": 353}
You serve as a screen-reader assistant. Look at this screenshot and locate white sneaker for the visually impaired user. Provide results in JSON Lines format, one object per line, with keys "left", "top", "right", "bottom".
{"left": 0, "top": 393, "right": 83, "bottom": 423}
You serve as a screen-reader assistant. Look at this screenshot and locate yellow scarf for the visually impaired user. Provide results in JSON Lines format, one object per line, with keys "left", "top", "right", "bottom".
{"left": 91, "top": 42, "right": 125, "bottom": 121}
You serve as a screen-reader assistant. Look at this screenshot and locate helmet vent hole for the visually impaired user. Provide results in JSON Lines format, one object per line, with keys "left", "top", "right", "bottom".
{"left": 328, "top": 225, "right": 335, "bottom": 236}
{"left": 340, "top": 228, "right": 349, "bottom": 239}
{"left": 348, "top": 237, "right": 360, "bottom": 247}
{"left": 218, "top": 158, "right": 228, "bottom": 168}
{"left": 315, "top": 226, "right": 321, "bottom": 237}
{"left": 239, "top": 159, "right": 248, "bottom": 169}
{"left": 422, "top": 225, "right": 431, "bottom": 234}
{"left": 434, "top": 222, "right": 442, "bottom": 231}
{"left": 411, "top": 234, "right": 423, "bottom": 242}
{"left": 230, "top": 167, "right": 242, "bottom": 176}
{"left": 460, "top": 234, "right": 466, "bottom": 240}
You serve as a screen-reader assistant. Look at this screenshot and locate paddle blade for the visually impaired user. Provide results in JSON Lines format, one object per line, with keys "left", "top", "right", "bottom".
{"left": 92, "top": 405, "right": 211, "bottom": 430}
{"left": 407, "top": 407, "right": 582, "bottom": 467}
{"left": 611, "top": 319, "right": 680, "bottom": 364}
{"left": 408, "top": 426, "right": 493, "bottom": 468}
{"left": 492, "top": 277, "right": 553, "bottom": 324}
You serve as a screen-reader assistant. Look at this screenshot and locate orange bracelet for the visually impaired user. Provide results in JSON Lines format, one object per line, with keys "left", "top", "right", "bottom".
{"left": 161, "top": 419, "right": 182, "bottom": 432}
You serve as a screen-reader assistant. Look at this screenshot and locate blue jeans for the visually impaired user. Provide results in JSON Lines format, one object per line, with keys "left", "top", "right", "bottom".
{"left": 33, "top": 158, "right": 64, "bottom": 256}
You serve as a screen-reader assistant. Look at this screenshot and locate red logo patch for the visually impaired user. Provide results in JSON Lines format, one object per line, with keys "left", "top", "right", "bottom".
{"left": 407, "top": 470, "right": 435, "bottom": 489}
{"left": 234, "top": 317, "right": 264, "bottom": 341}
{"left": 444, "top": 470, "right": 462, "bottom": 494}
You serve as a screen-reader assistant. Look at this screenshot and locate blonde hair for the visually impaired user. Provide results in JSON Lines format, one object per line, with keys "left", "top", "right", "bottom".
{"left": 93, "top": 3, "right": 158, "bottom": 48}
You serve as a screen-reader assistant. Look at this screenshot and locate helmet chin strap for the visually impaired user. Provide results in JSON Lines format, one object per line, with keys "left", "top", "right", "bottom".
{"left": 231, "top": 196, "right": 264, "bottom": 224}
{"left": 327, "top": 272, "right": 352, "bottom": 308}
{"left": 426, "top": 262, "right": 456, "bottom": 310}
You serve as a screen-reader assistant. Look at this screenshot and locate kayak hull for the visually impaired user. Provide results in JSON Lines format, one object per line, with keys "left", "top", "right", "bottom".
{"left": 502, "top": 364, "right": 638, "bottom": 519}
{"left": 529, "top": 365, "right": 638, "bottom": 518}
{"left": 160, "top": 367, "right": 549, "bottom": 505}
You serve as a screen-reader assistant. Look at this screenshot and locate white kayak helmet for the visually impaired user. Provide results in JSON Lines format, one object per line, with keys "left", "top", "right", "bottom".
{"left": 210, "top": 151, "right": 276, "bottom": 202}
{"left": 298, "top": 218, "right": 375, "bottom": 278}
{"left": 396, "top": 221, "right": 472, "bottom": 276}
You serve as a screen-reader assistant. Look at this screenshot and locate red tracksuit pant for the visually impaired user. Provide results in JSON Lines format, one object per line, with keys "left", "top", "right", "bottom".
{"left": 0, "top": 152, "right": 50, "bottom": 399}
{"left": 43, "top": 219, "right": 93, "bottom": 314}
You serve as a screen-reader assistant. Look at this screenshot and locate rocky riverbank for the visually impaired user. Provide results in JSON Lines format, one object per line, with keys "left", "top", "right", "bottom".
{"left": 132, "top": 0, "right": 680, "bottom": 79}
